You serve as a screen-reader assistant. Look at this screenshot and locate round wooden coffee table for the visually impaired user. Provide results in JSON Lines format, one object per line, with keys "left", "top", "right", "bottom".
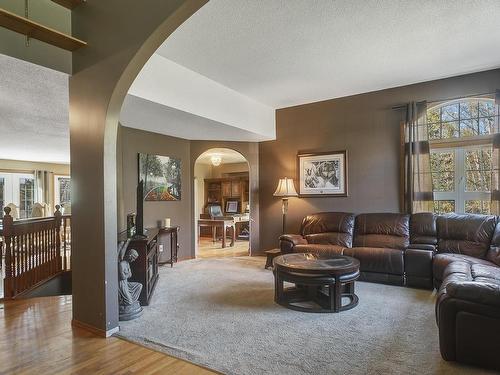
{"left": 273, "top": 253, "right": 360, "bottom": 313}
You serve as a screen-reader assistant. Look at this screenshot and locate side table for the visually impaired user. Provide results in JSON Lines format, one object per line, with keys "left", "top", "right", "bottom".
{"left": 265, "top": 248, "right": 281, "bottom": 269}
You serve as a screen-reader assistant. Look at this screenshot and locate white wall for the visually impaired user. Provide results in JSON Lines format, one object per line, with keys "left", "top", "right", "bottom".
{"left": 127, "top": 54, "right": 276, "bottom": 140}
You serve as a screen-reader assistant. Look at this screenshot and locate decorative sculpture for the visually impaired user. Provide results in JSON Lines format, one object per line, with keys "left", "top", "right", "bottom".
{"left": 118, "top": 240, "right": 143, "bottom": 321}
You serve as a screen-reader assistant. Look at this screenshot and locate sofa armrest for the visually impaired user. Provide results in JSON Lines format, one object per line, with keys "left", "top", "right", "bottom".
{"left": 446, "top": 281, "right": 500, "bottom": 308}
{"left": 407, "top": 243, "right": 436, "bottom": 252}
{"left": 279, "top": 234, "right": 307, "bottom": 254}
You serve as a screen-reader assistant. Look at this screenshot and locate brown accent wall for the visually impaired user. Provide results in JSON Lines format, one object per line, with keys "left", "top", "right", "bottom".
{"left": 118, "top": 125, "right": 192, "bottom": 260}
{"left": 259, "top": 69, "right": 500, "bottom": 251}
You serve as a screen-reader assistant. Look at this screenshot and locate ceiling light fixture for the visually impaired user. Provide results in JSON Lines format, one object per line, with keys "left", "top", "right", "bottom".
{"left": 211, "top": 154, "right": 222, "bottom": 166}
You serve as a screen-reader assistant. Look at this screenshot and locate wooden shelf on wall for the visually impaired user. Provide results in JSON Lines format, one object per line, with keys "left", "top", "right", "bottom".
{"left": 0, "top": 8, "right": 87, "bottom": 51}
{"left": 51, "top": 0, "right": 84, "bottom": 10}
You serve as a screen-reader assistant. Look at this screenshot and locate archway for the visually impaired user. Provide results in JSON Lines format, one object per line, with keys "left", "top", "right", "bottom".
{"left": 69, "top": 0, "right": 208, "bottom": 335}
{"left": 194, "top": 148, "right": 251, "bottom": 258}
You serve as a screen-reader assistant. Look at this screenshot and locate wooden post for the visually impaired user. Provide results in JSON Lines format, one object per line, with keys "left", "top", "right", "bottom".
{"left": 54, "top": 205, "right": 62, "bottom": 271}
{"left": 3, "top": 207, "right": 14, "bottom": 298}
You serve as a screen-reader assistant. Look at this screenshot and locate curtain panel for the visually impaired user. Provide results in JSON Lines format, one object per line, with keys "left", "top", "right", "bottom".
{"left": 401, "top": 101, "right": 433, "bottom": 214}
{"left": 491, "top": 90, "right": 500, "bottom": 215}
{"left": 34, "top": 170, "right": 51, "bottom": 215}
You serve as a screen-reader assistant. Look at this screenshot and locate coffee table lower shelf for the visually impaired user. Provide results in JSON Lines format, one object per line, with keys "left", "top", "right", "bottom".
{"left": 274, "top": 270, "right": 360, "bottom": 313}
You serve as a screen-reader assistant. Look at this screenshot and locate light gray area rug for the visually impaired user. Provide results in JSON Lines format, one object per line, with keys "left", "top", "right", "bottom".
{"left": 117, "top": 257, "right": 493, "bottom": 375}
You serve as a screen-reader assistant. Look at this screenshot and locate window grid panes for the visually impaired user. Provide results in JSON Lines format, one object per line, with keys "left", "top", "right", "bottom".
{"left": 58, "top": 177, "right": 71, "bottom": 206}
{"left": 427, "top": 99, "right": 498, "bottom": 141}
{"left": 430, "top": 151, "right": 454, "bottom": 192}
{"left": 465, "top": 200, "right": 491, "bottom": 215}
{"left": 433, "top": 200, "right": 455, "bottom": 214}
{"left": 19, "top": 177, "right": 34, "bottom": 219}
{"left": 465, "top": 149, "right": 492, "bottom": 192}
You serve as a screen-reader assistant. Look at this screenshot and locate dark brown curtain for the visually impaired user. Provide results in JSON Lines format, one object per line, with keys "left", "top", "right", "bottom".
{"left": 401, "top": 101, "right": 433, "bottom": 214}
{"left": 491, "top": 90, "right": 500, "bottom": 214}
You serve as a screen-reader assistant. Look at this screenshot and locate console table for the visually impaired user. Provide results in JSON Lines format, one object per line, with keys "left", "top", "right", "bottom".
{"left": 158, "top": 226, "right": 179, "bottom": 267}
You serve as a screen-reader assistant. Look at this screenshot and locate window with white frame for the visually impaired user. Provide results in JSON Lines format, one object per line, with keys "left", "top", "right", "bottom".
{"left": 428, "top": 98, "right": 498, "bottom": 214}
{"left": 0, "top": 172, "right": 35, "bottom": 219}
{"left": 54, "top": 175, "right": 71, "bottom": 208}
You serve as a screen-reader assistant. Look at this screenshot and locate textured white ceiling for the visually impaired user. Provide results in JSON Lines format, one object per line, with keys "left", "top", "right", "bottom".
{"left": 0, "top": 54, "right": 69, "bottom": 163}
{"left": 158, "top": 0, "right": 500, "bottom": 108}
{"left": 196, "top": 148, "right": 248, "bottom": 165}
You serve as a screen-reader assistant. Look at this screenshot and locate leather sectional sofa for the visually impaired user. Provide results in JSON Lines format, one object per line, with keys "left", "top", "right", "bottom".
{"left": 279, "top": 211, "right": 500, "bottom": 370}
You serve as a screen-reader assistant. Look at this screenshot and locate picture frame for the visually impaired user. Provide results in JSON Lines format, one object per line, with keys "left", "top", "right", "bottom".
{"left": 138, "top": 153, "right": 182, "bottom": 201}
{"left": 225, "top": 200, "right": 239, "bottom": 214}
{"left": 297, "top": 150, "right": 348, "bottom": 197}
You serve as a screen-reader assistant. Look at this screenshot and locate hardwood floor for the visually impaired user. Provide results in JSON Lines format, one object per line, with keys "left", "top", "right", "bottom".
{"left": 197, "top": 237, "right": 249, "bottom": 259}
{"left": 0, "top": 296, "right": 216, "bottom": 374}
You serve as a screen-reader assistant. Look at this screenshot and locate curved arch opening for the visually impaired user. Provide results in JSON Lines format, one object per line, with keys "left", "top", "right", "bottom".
{"left": 193, "top": 148, "right": 251, "bottom": 258}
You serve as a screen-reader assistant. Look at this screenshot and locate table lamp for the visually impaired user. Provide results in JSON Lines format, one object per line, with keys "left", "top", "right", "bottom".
{"left": 273, "top": 177, "right": 298, "bottom": 234}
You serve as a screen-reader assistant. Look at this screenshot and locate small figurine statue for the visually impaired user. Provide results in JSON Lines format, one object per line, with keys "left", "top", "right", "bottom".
{"left": 118, "top": 248, "right": 143, "bottom": 321}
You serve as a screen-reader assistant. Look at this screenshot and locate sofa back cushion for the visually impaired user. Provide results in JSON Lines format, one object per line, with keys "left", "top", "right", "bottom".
{"left": 486, "top": 221, "right": 500, "bottom": 266}
{"left": 436, "top": 214, "right": 497, "bottom": 259}
{"left": 300, "top": 212, "right": 355, "bottom": 248}
{"left": 353, "top": 213, "right": 410, "bottom": 250}
{"left": 410, "top": 212, "right": 437, "bottom": 245}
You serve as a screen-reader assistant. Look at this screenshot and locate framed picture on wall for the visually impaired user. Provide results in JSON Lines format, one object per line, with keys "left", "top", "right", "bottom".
{"left": 297, "top": 150, "right": 347, "bottom": 197}
{"left": 138, "top": 153, "right": 182, "bottom": 201}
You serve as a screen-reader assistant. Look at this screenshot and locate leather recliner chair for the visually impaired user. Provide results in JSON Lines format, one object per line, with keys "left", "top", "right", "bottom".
{"left": 279, "top": 212, "right": 355, "bottom": 257}
{"left": 433, "top": 213, "right": 498, "bottom": 287}
{"left": 343, "top": 213, "right": 410, "bottom": 285}
{"left": 435, "top": 215, "right": 500, "bottom": 370}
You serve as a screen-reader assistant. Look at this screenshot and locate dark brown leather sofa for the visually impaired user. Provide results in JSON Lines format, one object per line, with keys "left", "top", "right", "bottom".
{"left": 279, "top": 211, "right": 500, "bottom": 371}
{"left": 280, "top": 212, "right": 410, "bottom": 285}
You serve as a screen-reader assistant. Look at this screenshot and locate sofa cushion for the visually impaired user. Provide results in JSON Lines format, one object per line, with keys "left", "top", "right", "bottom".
{"left": 353, "top": 213, "right": 409, "bottom": 250}
{"left": 438, "top": 263, "right": 500, "bottom": 297}
{"left": 433, "top": 253, "right": 496, "bottom": 283}
{"left": 436, "top": 214, "right": 497, "bottom": 259}
{"left": 343, "top": 247, "right": 404, "bottom": 275}
{"left": 471, "top": 263, "right": 500, "bottom": 284}
{"left": 293, "top": 244, "right": 345, "bottom": 257}
{"left": 300, "top": 212, "right": 355, "bottom": 248}
{"left": 410, "top": 212, "right": 437, "bottom": 245}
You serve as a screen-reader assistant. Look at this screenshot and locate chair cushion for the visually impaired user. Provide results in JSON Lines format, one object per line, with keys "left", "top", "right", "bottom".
{"left": 293, "top": 244, "right": 345, "bottom": 257}
{"left": 344, "top": 247, "right": 404, "bottom": 275}
{"left": 433, "top": 253, "right": 496, "bottom": 283}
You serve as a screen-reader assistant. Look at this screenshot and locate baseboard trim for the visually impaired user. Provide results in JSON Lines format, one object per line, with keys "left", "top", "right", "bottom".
{"left": 72, "top": 319, "right": 119, "bottom": 338}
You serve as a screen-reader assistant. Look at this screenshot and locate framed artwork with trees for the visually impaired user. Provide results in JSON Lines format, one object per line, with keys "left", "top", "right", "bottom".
{"left": 138, "top": 153, "right": 181, "bottom": 201}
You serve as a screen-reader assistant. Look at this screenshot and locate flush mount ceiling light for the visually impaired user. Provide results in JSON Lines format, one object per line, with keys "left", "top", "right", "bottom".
{"left": 211, "top": 154, "right": 222, "bottom": 166}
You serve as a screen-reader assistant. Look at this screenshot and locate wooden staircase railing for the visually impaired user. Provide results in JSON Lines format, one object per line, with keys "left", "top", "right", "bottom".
{"left": 2, "top": 205, "right": 71, "bottom": 299}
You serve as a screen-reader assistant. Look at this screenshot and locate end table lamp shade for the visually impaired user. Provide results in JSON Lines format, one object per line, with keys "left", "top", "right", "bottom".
{"left": 274, "top": 178, "right": 298, "bottom": 234}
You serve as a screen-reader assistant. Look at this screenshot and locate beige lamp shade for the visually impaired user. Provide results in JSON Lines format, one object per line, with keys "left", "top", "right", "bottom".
{"left": 273, "top": 177, "right": 298, "bottom": 197}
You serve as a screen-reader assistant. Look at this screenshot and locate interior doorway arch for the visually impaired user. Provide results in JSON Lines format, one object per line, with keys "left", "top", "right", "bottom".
{"left": 193, "top": 148, "right": 252, "bottom": 258}
{"left": 69, "top": 1, "right": 208, "bottom": 334}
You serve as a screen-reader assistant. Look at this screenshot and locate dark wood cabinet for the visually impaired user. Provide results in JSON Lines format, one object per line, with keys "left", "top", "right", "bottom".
{"left": 231, "top": 180, "right": 241, "bottom": 197}
{"left": 222, "top": 181, "right": 232, "bottom": 197}
{"left": 125, "top": 228, "right": 159, "bottom": 306}
{"left": 203, "top": 176, "right": 249, "bottom": 214}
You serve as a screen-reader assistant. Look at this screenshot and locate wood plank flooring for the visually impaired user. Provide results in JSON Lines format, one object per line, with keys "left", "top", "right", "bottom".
{"left": 197, "top": 238, "right": 249, "bottom": 259}
{"left": 0, "top": 296, "right": 216, "bottom": 374}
